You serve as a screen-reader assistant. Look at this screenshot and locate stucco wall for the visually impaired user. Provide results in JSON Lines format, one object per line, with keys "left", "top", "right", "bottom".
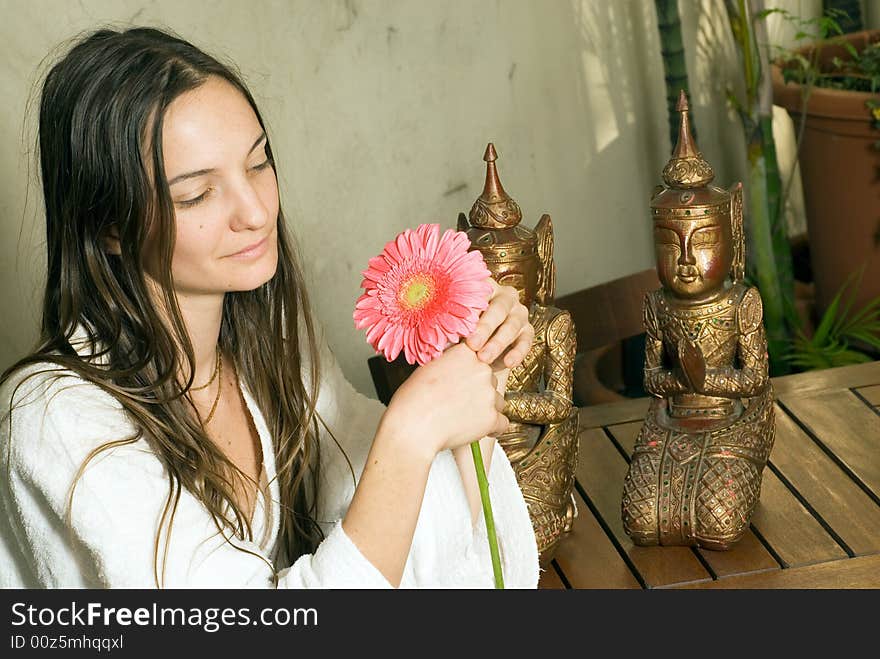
{"left": 1, "top": 0, "right": 834, "bottom": 395}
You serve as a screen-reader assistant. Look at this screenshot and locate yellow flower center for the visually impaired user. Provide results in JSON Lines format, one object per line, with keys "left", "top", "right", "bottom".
{"left": 400, "top": 274, "right": 434, "bottom": 310}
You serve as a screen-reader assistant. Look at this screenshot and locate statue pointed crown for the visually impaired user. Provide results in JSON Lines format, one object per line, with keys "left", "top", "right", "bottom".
{"left": 468, "top": 143, "right": 523, "bottom": 229}
{"left": 661, "top": 90, "right": 715, "bottom": 189}
{"left": 459, "top": 143, "right": 557, "bottom": 304}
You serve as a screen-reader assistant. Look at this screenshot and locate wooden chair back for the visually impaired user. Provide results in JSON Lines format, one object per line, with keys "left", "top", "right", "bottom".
{"left": 368, "top": 354, "right": 416, "bottom": 405}
{"left": 555, "top": 268, "right": 659, "bottom": 406}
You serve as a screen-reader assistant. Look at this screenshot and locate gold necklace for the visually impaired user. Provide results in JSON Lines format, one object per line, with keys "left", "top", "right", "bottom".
{"left": 190, "top": 345, "right": 221, "bottom": 391}
{"left": 202, "top": 352, "right": 223, "bottom": 426}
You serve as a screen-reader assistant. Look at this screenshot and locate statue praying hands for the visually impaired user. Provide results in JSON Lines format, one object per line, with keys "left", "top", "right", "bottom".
{"left": 621, "top": 92, "right": 776, "bottom": 550}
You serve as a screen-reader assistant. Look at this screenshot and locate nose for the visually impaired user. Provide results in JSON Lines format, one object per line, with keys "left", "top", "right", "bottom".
{"left": 229, "top": 179, "right": 270, "bottom": 232}
{"left": 678, "top": 236, "right": 696, "bottom": 266}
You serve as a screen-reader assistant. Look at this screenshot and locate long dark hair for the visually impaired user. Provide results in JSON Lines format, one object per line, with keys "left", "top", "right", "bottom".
{"left": 3, "top": 27, "right": 325, "bottom": 585}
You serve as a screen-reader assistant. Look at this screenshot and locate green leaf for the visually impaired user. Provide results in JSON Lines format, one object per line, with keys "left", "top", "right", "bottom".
{"left": 846, "top": 333, "right": 880, "bottom": 352}
{"left": 830, "top": 349, "right": 872, "bottom": 366}
{"left": 812, "top": 288, "right": 843, "bottom": 346}
{"left": 756, "top": 8, "right": 786, "bottom": 20}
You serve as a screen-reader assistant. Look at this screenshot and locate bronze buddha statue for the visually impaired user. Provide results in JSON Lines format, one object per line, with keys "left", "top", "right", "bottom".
{"left": 621, "top": 92, "right": 776, "bottom": 550}
{"left": 458, "top": 144, "right": 579, "bottom": 563}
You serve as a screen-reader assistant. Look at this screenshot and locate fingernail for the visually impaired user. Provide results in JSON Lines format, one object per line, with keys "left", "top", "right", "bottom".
{"left": 469, "top": 333, "right": 485, "bottom": 349}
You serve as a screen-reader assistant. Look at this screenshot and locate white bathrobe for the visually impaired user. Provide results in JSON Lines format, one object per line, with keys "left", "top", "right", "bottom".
{"left": 0, "top": 329, "right": 539, "bottom": 588}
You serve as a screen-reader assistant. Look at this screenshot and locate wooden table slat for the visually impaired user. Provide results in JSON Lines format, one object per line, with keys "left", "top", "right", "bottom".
{"left": 750, "top": 469, "right": 848, "bottom": 567}
{"left": 670, "top": 554, "right": 880, "bottom": 589}
{"left": 780, "top": 390, "right": 880, "bottom": 502}
{"left": 576, "top": 428, "right": 712, "bottom": 588}
{"left": 538, "top": 564, "right": 567, "bottom": 589}
{"left": 605, "top": 421, "right": 642, "bottom": 455}
{"left": 768, "top": 404, "right": 880, "bottom": 555}
{"left": 696, "top": 531, "right": 780, "bottom": 578}
{"left": 771, "top": 361, "right": 880, "bottom": 398}
{"left": 578, "top": 398, "right": 650, "bottom": 430}
{"left": 552, "top": 488, "right": 641, "bottom": 589}
{"left": 854, "top": 384, "right": 880, "bottom": 406}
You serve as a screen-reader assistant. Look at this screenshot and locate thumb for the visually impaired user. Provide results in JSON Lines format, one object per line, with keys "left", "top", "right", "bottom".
{"left": 490, "top": 411, "right": 510, "bottom": 437}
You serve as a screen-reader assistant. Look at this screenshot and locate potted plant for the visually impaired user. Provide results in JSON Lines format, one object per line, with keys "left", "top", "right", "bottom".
{"left": 770, "top": 14, "right": 880, "bottom": 318}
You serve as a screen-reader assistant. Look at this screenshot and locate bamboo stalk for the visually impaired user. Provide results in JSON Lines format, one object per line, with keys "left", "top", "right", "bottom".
{"left": 724, "top": 0, "right": 795, "bottom": 374}
{"left": 655, "top": 0, "right": 697, "bottom": 149}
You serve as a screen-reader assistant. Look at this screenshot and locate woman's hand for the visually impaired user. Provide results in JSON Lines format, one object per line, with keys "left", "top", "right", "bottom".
{"left": 378, "top": 279, "right": 533, "bottom": 460}
{"left": 466, "top": 279, "right": 534, "bottom": 369}
{"left": 381, "top": 343, "right": 508, "bottom": 458}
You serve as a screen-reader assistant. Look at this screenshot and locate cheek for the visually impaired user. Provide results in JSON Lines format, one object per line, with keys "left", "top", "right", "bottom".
{"left": 170, "top": 217, "right": 224, "bottom": 273}
{"left": 259, "top": 170, "right": 280, "bottom": 220}
{"left": 655, "top": 246, "right": 678, "bottom": 284}
{"left": 695, "top": 247, "right": 728, "bottom": 284}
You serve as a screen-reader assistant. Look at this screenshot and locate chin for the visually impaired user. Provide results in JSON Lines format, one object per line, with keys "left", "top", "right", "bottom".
{"left": 670, "top": 282, "right": 724, "bottom": 300}
{"left": 227, "top": 250, "right": 280, "bottom": 292}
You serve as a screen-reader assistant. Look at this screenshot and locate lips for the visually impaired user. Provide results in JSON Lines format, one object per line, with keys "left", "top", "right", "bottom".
{"left": 228, "top": 235, "right": 269, "bottom": 259}
{"left": 676, "top": 269, "right": 700, "bottom": 283}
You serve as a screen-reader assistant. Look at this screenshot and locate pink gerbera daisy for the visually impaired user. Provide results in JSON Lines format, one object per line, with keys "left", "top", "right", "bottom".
{"left": 353, "top": 223, "right": 493, "bottom": 365}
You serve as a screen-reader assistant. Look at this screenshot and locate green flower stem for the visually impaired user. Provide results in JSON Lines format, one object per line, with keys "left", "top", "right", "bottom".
{"left": 470, "top": 440, "right": 504, "bottom": 589}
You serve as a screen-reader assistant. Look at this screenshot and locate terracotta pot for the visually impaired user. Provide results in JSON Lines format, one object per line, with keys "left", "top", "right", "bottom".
{"left": 771, "top": 30, "right": 880, "bottom": 316}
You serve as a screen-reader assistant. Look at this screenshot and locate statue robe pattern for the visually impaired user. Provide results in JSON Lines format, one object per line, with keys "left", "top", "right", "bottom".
{"left": 622, "top": 283, "right": 775, "bottom": 550}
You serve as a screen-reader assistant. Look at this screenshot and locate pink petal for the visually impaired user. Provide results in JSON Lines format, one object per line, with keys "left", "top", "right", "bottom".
{"left": 366, "top": 316, "right": 390, "bottom": 345}
{"left": 368, "top": 255, "right": 391, "bottom": 273}
{"left": 451, "top": 293, "right": 490, "bottom": 309}
{"left": 387, "top": 327, "right": 405, "bottom": 361}
{"left": 422, "top": 224, "right": 440, "bottom": 260}
{"left": 443, "top": 300, "right": 473, "bottom": 318}
{"left": 354, "top": 310, "right": 383, "bottom": 330}
{"left": 395, "top": 230, "right": 414, "bottom": 260}
{"left": 416, "top": 345, "right": 435, "bottom": 365}
{"left": 383, "top": 238, "right": 402, "bottom": 263}
{"left": 361, "top": 267, "right": 388, "bottom": 284}
{"left": 355, "top": 295, "right": 381, "bottom": 310}
{"left": 437, "top": 313, "right": 469, "bottom": 339}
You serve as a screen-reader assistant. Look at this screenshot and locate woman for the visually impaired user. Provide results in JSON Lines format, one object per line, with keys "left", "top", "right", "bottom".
{"left": 0, "top": 27, "right": 539, "bottom": 588}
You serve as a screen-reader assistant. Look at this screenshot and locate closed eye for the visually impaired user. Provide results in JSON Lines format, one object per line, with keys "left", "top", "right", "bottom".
{"left": 175, "top": 188, "right": 213, "bottom": 209}
{"left": 691, "top": 227, "right": 721, "bottom": 246}
{"left": 249, "top": 158, "right": 272, "bottom": 172}
{"left": 654, "top": 227, "right": 679, "bottom": 246}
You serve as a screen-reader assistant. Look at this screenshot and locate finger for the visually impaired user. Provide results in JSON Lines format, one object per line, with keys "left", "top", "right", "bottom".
{"left": 467, "top": 285, "right": 515, "bottom": 351}
{"left": 502, "top": 322, "right": 535, "bottom": 368}
{"left": 495, "top": 391, "right": 506, "bottom": 412}
{"left": 477, "top": 307, "right": 528, "bottom": 363}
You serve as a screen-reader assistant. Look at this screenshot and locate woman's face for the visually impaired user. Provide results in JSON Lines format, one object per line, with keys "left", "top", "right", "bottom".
{"left": 150, "top": 76, "right": 280, "bottom": 298}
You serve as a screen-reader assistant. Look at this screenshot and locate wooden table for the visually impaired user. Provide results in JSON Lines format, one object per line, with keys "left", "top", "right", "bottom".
{"left": 539, "top": 360, "right": 880, "bottom": 589}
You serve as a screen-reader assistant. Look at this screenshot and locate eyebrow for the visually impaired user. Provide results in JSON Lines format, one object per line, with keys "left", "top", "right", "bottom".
{"left": 166, "top": 132, "right": 267, "bottom": 186}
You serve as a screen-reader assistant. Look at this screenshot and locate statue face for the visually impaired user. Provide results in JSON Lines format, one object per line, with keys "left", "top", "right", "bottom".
{"left": 654, "top": 217, "right": 732, "bottom": 301}
{"left": 485, "top": 256, "right": 539, "bottom": 309}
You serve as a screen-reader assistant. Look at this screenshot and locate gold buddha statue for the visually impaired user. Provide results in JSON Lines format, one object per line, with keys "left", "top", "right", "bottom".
{"left": 458, "top": 144, "right": 579, "bottom": 563}
{"left": 621, "top": 92, "right": 776, "bottom": 550}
